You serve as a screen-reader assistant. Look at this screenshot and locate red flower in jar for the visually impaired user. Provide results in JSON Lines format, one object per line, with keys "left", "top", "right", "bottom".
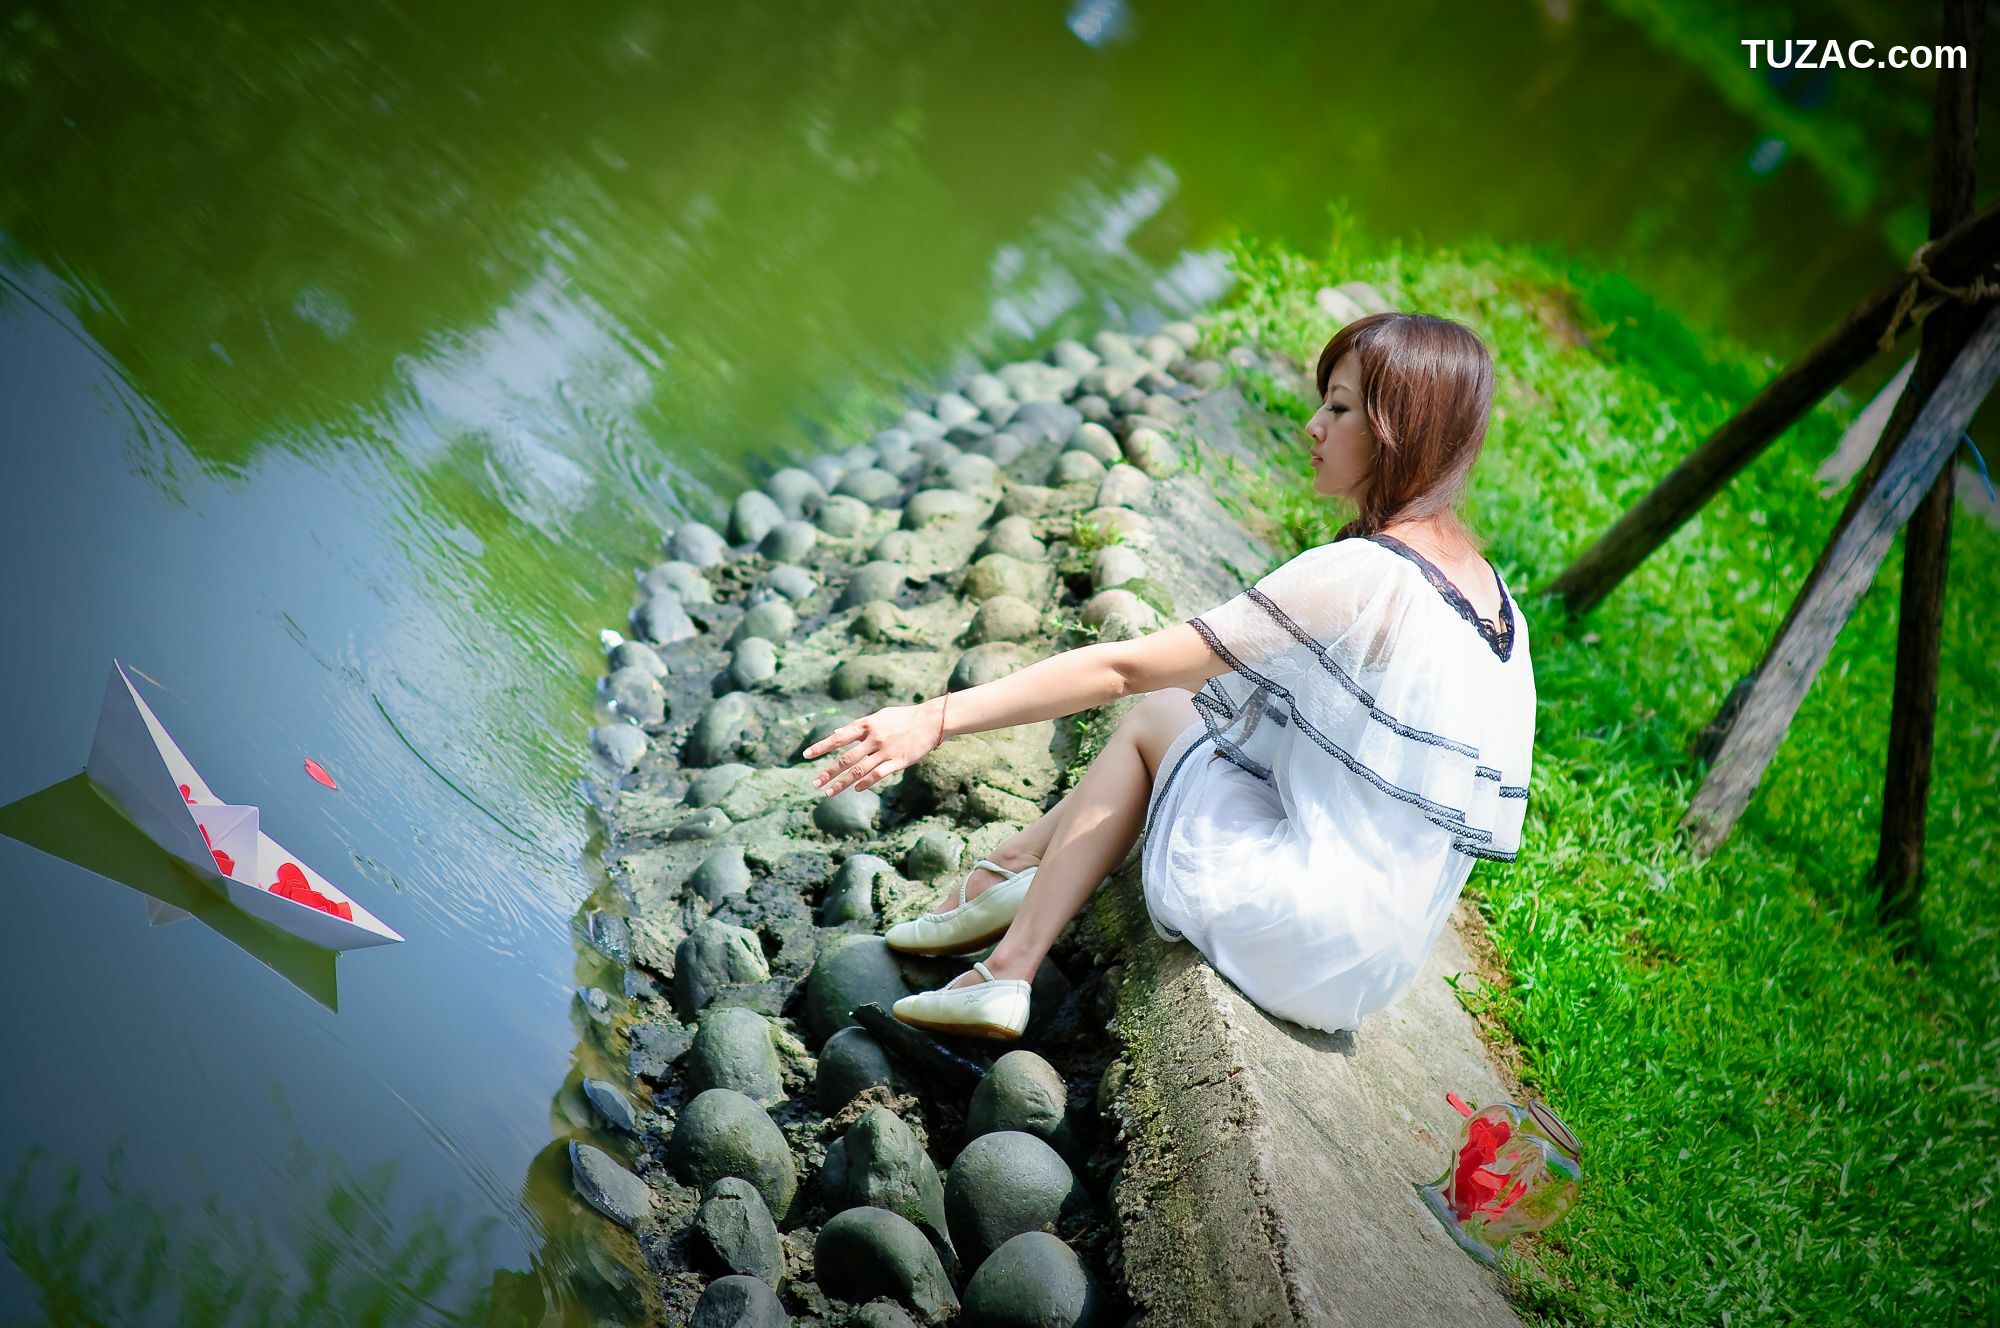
{"left": 1450, "top": 1115, "right": 1512, "bottom": 1220}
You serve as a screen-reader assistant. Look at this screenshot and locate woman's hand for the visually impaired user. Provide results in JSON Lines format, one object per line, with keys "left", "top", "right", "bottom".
{"left": 804, "top": 696, "right": 946, "bottom": 797}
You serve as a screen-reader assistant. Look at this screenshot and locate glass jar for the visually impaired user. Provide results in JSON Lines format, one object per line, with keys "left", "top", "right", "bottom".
{"left": 1416, "top": 1091, "right": 1583, "bottom": 1265}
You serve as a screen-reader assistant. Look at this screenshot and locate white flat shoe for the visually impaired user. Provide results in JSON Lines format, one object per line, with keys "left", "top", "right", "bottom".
{"left": 892, "top": 960, "right": 1031, "bottom": 1041}
{"left": 883, "top": 859, "right": 1037, "bottom": 956}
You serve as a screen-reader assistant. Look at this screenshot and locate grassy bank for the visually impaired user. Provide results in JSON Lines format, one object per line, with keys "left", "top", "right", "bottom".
{"left": 1188, "top": 218, "right": 2000, "bottom": 1326}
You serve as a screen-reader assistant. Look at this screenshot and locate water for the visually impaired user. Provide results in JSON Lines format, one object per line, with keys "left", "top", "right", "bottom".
{"left": 0, "top": 0, "right": 1960, "bottom": 1321}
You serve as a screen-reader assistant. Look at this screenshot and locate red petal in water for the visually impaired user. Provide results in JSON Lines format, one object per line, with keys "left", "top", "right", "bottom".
{"left": 304, "top": 759, "right": 338, "bottom": 790}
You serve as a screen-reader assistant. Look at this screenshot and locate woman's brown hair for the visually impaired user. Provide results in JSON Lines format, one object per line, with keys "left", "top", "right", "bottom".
{"left": 1314, "top": 311, "right": 1495, "bottom": 549}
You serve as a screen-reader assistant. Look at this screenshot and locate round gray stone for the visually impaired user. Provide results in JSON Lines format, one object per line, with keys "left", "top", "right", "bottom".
{"left": 870, "top": 530, "right": 919, "bottom": 564}
{"left": 965, "top": 373, "right": 1012, "bottom": 410}
{"left": 731, "top": 599, "right": 798, "bottom": 647}
{"left": 761, "top": 563, "right": 817, "bottom": 601}
{"left": 608, "top": 637, "right": 668, "bottom": 677}
{"left": 687, "top": 763, "right": 754, "bottom": 807}
{"left": 591, "top": 724, "right": 648, "bottom": 774}
{"left": 692, "top": 1178, "right": 785, "bottom": 1289}
{"left": 759, "top": 520, "right": 818, "bottom": 564}
{"left": 899, "top": 410, "right": 948, "bottom": 440}
{"left": 765, "top": 467, "right": 827, "bottom": 520}
{"left": 1050, "top": 339, "right": 1099, "bottom": 374}
{"left": 1080, "top": 588, "right": 1157, "bottom": 632}
{"left": 806, "top": 453, "right": 847, "bottom": 489}
{"left": 960, "top": 1231, "right": 1106, "bottom": 1328}
{"left": 817, "top": 494, "right": 873, "bottom": 536}
{"left": 804, "top": 933, "right": 911, "bottom": 1045}
{"left": 670, "top": 806, "right": 733, "bottom": 841}
{"left": 967, "top": 596, "right": 1040, "bottom": 645}
{"left": 728, "top": 637, "right": 779, "bottom": 690}
{"left": 902, "top": 488, "right": 985, "bottom": 529}
{"left": 729, "top": 490, "right": 786, "bottom": 547}
{"left": 673, "top": 918, "right": 772, "bottom": 1017}
{"left": 1073, "top": 393, "right": 1113, "bottom": 423}
{"left": 670, "top": 522, "right": 730, "bottom": 567}
{"left": 814, "top": 789, "right": 882, "bottom": 836}
{"left": 815, "top": 1025, "right": 897, "bottom": 1111}
{"left": 941, "top": 454, "right": 1003, "bottom": 498}
{"left": 688, "top": 1006, "right": 786, "bottom": 1106}
{"left": 835, "top": 467, "right": 903, "bottom": 506}
{"left": 640, "top": 556, "right": 720, "bottom": 604}
{"left": 932, "top": 391, "right": 980, "bottom": 427}
{"left": 606, "top": 664, "right": 667, "bottom": 726}
{"left": 976, "top": 516, "right": 1046, "bottom": 562}
{"left": 690, "top": 1273, "right": 790, "bottom": 1328}
{"left": 903, "top": 829, "right": 964, "bottom": 881}
{"left": 819, "top": 853, "right": 889, "bottom": 925}
{"left": 1064, "top": 422, "right": 1121, "bottom": 465}
{"left": 1009, "top": 401, "right": 1083, "bottom": 444}
{"left": 950, "top": 643, "right": 1035, "bottom": 691}
{"left": 829, "top": 1107, "right": 951, "bottom": 1257}
{"left": 1121, "top": 427, "right": 1179, "bottom": 476}
{"left": 569, "top": 1140, "right": 652, "bottom": 1230}
{"left": 668, "top": 1088, "right": 799, "bottom": 1220}
{"left": 875, "top": 445, "right": 925, "bottom": 479}
{"left": 838, "top": 561, "right": 910, "bottom": 610}
{"left": 959, "top": 554, "right": 1041, "bottom": 604}
{"left": 633, "top": 593, "right": 697, "bottom": 646}
{"left": 813, "top": 1208, "right": 958, "bottom": 1323}
{"left": 1090, "top": 546, "right": 1147, "bottom": 592}
{"left": 581, "top": 1077, "right": 638, "bottom": 1133}
{"left": 979, "top": 432, "right": 1028, "bottom": 467}
{"left": 944, "top": 1131, "right": 1090, "bottom": 1270}
{"left": 967, "top": 1050, "right": 1079, "bottom": 1161}
{"left": 851, "top": 600, "right": 914, "bottom": 644}
{"left": 1077, "top": 505, "right": 1152, "bottom": 540}
{"left": 690, "top": 845, "right": 753, "bottom": 904}
{"left": 1050, "top": 450, "right": 1107, "bottom": 487}
{"left": 685, "top": 693, "right": 763, "bottom": 767}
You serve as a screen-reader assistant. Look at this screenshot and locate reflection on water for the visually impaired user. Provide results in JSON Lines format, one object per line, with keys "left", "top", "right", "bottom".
{"left": 0, "top": 0, "right": 1958, "bottom": 1320}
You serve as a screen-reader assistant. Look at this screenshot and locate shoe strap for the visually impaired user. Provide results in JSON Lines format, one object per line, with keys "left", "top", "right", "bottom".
{"left": 954, "top": 859, "right": 1017, "bottom": 912}
{"left": 972, "top": 959, "right": 996, "bottom": 983}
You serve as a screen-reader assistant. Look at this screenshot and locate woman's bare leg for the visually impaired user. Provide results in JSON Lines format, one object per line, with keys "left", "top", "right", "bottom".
{"left": 938, "top": 687, "right": 1197, "bottom": 989}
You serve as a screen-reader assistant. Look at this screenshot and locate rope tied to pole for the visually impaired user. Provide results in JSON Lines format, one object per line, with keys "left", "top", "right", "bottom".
{"left": 1878, "top": 238, "right": 2000, "bottom": 352}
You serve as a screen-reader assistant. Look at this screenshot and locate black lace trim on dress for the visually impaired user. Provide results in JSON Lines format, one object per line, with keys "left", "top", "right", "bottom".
{"left": 1362, "top": 533, "right": 1516, "bottom": 662}
{"left": 1242, "top": 586, "right": 1482, "bottom": 760}
{"left": 1186, "top": 616, "right": 1524, "bottom": 861}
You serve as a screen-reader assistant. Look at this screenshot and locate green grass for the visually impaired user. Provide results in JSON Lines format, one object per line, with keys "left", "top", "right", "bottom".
{"left": 1196, "top": 218, "right": 2000, "bottom": 1326}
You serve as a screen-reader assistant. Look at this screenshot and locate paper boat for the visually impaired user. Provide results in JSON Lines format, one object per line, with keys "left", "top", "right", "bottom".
{"left": 76, "top": 661, "right": 403, "bottom": 952}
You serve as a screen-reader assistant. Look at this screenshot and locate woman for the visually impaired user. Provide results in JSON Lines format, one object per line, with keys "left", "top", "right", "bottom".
{"left": 803, "top": 311, "right": 1535, "bottom": 1040}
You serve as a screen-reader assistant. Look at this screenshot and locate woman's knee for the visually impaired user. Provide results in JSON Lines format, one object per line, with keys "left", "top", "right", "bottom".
{"left": 1125, "top": 687, "right": 1197, "bottom": 777}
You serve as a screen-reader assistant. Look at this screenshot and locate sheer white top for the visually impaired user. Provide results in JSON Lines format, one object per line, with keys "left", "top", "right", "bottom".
{"left": 1139, "top": 533, "right": 1536, "bottom": 1034}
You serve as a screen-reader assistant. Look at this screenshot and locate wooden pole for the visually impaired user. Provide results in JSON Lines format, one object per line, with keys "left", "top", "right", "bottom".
{"left": 1543, "top": 200, "right": 2000, "bottom": 617}
{"left": 1679, "top": 301, "right": 2000, "bottom": 855}
{"left": 1876, "top": 0, "right": 1985, "bottom": 930}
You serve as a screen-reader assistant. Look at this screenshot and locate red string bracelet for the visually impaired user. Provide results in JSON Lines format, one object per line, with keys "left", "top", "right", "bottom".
{"left": 934, "top": 691, "right": 949, "bottom": 753}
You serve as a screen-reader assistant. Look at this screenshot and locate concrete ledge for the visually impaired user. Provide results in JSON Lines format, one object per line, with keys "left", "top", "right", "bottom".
{"left": 1093, "top": 386, "right": 1524, "bottom": 1328}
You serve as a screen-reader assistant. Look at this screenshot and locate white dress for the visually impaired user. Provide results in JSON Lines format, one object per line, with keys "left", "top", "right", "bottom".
{"left": 1141, "top": 533, "right": 1536, "bottom": 1035}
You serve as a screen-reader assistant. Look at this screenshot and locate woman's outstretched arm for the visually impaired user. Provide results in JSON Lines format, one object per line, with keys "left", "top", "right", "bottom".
{"left": 806, "top": 622, "right": 1223, "bottom": 796}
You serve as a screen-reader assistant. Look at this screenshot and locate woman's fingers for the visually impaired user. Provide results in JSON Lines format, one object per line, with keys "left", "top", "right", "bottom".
{"left": 803, "top": 722, "right": 862, "bottom": 760}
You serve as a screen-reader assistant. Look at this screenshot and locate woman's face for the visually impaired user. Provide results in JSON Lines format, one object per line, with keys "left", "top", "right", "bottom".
{"left": 1306, "top": 353, "right": 1375, "bottom": 500}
